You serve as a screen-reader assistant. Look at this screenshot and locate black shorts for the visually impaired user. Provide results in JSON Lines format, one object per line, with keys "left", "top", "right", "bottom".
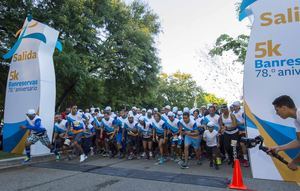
{"left": 142, "top": 137, "right": 152, "bottom": 142}
{"left": 206, "top": 146, "right": 217, "bottom": 155}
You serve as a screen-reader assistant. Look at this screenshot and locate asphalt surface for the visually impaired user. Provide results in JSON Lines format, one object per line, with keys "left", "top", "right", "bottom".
{"left": 0, "top": 155, "right": 299, "bottom": 191}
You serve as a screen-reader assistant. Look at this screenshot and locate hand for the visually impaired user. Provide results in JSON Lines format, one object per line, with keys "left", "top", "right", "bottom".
{"left": 288, "top": 161, "right": 298, "bottom": 171}
{"left": 268, "top": 146, "right": 281, "bottom": 154}
{"left": 20, "top": 125, "right": 26, "bottom": 130}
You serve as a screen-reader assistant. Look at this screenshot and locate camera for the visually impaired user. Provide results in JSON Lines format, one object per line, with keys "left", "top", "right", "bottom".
{"left": 241, "top": 135, "right": 288, "bottom": 165}
{"left": 240, "top": 135, "right": 264, "bottom": 149}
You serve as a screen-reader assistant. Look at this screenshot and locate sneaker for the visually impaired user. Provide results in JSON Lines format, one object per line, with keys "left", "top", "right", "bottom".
{"left": 209, "top": 161, "right": 213, "bottom": 167}
{"left": 197, "top": 160, "right": 202, "bottom": 165}
{"left": 23, "top": 156, "right": 31, "bottom": 163}
{"left": 56, "top": 154, "right": 61, "bottom": 161}
{"left": 158, "top": 158, "right": 164, "bottom": 165}
{"left": 174, "top": 157, "right": 181, "bottom": 162}
{"left": 149, "top": 152, "right": 153, "bottom": 158}
{"left": 128, "top": 153, "right": 134, "bottom": 160}
{"left": 215, "top": 164, "right": 219, "bottom": 170}
{"left": 80, "top": 154, "right": 87, "bottom": 163}
{"left": 118, "top": 152, "right": 123, "bottom": 159}
{"left": 141, "top": 152, "right": 146, "bottom": 158}
{"left": 180, "top": 162, "right": 189, "bottom": 169}
{"left": 90, "top": 147, "right": 94, "bottom": 156}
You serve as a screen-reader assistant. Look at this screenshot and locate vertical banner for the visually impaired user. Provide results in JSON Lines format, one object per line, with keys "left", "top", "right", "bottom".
{"left": 3, "top": 17, "right": 60, "bottom": 155}
{"left": 241, "top": 0, "right": 300, "bottom": 182}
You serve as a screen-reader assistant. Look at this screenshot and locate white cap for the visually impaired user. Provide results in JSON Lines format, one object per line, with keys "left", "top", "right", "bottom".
{"left": 207, "top": 122, "right": 215, "bottom": 128}
{"left": 27, "top": 109, "right": 36, "bottom": 115}
{"left": 97, "top": 113, "right": 104, "bottom": 118}
{"left": 142, "top": 108, "right": 147, "bottom": 112}
{"left": 154, "top": 108, "right": 158, "bottom": 112}
{"left": 132, "top": 106, "right": 137, "bottom": 110}
{"left": 207, "top": 103, "right": 213, "bottom": 108}
{"left": 138, "top": 116, "right": 146, "bottom": 121}
{"left": 233, "top": 101, "right": 241, "bottom": 107}
{"left": 183, "top": 107, "right": 189, "bottom": 113}
{"left": 177, "top": 111, "right": 183, "bottom": 115}
{"left": 165, "top": 105, "right": 171, "bottom": 110}
{"left": 128, "top": 111, "right": 134, "bottom": 118}
{"left": 167, "top": 111, "right": 175, "bottom": 117}
{"left": 147, "top": 109, "right": 152, "bottom": 113}
{"left": 172, "top": 107, "right": 178, "bottom": 113}
{"left": 105, "top": 106, "right": 112, "bottom": 111}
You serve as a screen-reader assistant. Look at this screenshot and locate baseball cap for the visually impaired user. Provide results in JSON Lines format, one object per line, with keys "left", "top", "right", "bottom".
{"left": 132, "top": 106, "right": 137, "bottom": 110}
{"left": 233, "top": 101, "right": 241, "bottom": 107}
{"left": 27, "top": 109, "right": 36, "bottom": 115}
{"left": 165, "top": 105, "right": 171, "bottom": 110}
{"left": 167, "top": 111, "right": 175, "bottom": 117}
{"left": 147, "top": 109, "right": 152, "bottom": 113}
{"left": 172, "top": 107, "right": 178, "bottom": 113}
{"left": 128, "top": 111, "right": 134, "bottom": 118}
{"left": 177, "top": 111, "right": 183, "bottom": 115}
{"left": 153, "top": 108, "right": 158, "bottom": 112}
{"left": 105, "top": 106, "right": 112, "bottom": 111}
{"left": 142, "top": 108, "right": 146, "bottom": 112}
{"left": 138, "top": 116, "right": 146, "bottom": 121}
{"left": 183, "top": 107, "right": 189, "bottom": 113}
{"left": 207, "top": 122, "right": 215, "bottom": 128}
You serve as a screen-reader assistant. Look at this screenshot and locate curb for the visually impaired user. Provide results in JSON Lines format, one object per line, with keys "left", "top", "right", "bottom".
{"left": 0, "top": 153, "right": 55, "bottom": 171}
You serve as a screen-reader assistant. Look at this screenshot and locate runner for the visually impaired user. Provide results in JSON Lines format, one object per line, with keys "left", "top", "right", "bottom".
{"left": 179, "top": 112, "right": 201, "bottom": 169}
{"left": 53, "top": 114, "right": 69, "bottom": 160}
{"left": 152, "top": 112, "right": 167, "bottom": 164}
{"left": 145, "top": 109, "right": 154, "bottom": 123}
{"left": 232, "top": 101, "right": 249, "bottom": 167}
{"left": 20, "top": 109, "right": 59, "bottom": 162}
{"left": 219, "top": 104, "right": 238, "bottom": 166}
{"left": 166, "top": 111, "right": 182, "bottom": 161}
{"left": 100, "top": 110, "right": 120, "bottom": 158}
{"left": 203, "top": 122, "right": 219, "bottom": 170}
{"left": 203, "top": 106, "right": 220, "bottom": 131}
{"left": 137, "top": 116, "right": 153, "bottom": 159}
{"left": 123, "top": 112, "right": 139, "bottom": 160}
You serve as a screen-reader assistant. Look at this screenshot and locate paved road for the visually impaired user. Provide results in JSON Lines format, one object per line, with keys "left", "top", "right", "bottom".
{"left": 0, "top": 156, "right": 298, "bottom": 191}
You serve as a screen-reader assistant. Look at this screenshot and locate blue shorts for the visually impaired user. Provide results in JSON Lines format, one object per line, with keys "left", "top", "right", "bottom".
{"left": 74, "top": 132, "right": 84, "bottom": 143}
{"left": 184, "top": 136, "right": 200, "bottom": 149}
{"left": 116, "top": 132, "right": 122, "bottom": 144}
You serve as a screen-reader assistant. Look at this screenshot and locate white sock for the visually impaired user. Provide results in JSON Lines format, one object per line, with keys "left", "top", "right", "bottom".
{"left": 243, "top": 154, "right": 248, "bottom": 160}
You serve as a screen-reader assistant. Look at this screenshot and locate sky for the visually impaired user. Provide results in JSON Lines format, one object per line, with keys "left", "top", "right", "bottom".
{"left": 124, "top": 0, "right": 251, "bottom": 103}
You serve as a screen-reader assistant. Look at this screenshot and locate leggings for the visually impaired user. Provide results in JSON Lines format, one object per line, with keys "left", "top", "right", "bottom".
{"left": 224, "top": 131, "right": 239, "bottom": 162}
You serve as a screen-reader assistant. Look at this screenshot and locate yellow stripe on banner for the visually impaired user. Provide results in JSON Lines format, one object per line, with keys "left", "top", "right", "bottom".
{"left": 11, "top": 130, "right": 29, "bottom": 154}
{"left": 244, "top": 102, "right": 300, "bottom": 183}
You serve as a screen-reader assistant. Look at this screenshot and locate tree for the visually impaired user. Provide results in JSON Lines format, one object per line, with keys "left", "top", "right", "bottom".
{"left": 209, "top": 34, "right": 249, "bottom": 63}
{"left": 0, "top": 0, "right": 161, "bottom": 112}
{"left": 154, "top": 72, "right": 203, "bottom": 109}
{"left": 197, "top": 92, "right": 227, "bottom": 107}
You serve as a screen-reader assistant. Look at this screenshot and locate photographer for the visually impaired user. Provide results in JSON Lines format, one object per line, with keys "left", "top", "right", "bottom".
{"left": 270, "top": 95, "right": 300, "bottom": 171}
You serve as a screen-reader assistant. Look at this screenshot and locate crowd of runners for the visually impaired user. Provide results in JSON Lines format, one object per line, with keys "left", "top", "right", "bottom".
{"left": 21, "top": 102, "right": 250, "bottom": 169}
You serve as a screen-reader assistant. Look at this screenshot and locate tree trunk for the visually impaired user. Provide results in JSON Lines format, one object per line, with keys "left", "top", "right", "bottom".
{"left": 55, "top": 81, "right": 77, "bottom": 112}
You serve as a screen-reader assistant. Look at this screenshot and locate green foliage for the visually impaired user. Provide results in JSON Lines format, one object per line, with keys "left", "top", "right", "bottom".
{"left": 154, "top": 72, "right": 203, "bottom": 109}
{"left": 209, "top": 34, "right": 249, "bottom": 63}
{"left": 0, "top": 0, "right": 161, "bottom": 111}
{"left": 197, "top": 92, "right": 226, "bottom": 107}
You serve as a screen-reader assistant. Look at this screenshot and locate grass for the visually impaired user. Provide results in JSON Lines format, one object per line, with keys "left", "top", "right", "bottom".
{"left": 0, "top": 151, "right": 23, "bottom": 160}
